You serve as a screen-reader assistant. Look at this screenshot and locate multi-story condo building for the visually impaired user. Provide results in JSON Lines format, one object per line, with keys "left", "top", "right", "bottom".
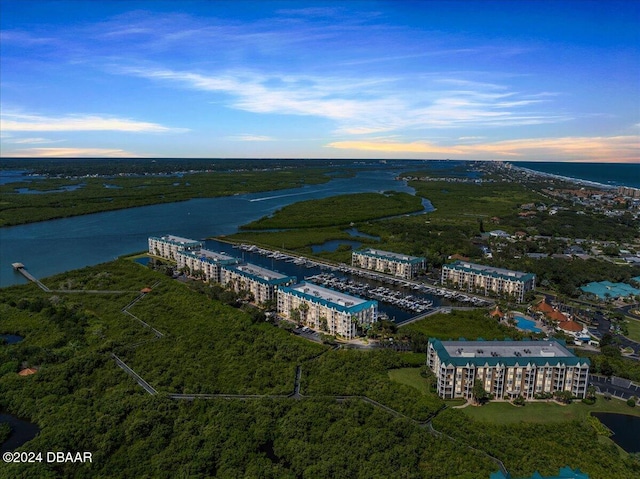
{"left": 148, "top": 235, "right": 203, "bottom": 261}
{"left": 441, "top": 260, "right": 535, "bottom": 302}
{"left": 176, "top": 249, "right": 240, "bottom": 283}
{"left": 352, "top": 248, "right": 426, "bottom": 279}
{"left": 427, "top": 339, "right": 590, "bottom": 400}
{"left": 221, "top": 263, "right": 296, "bottom": 304}
{"left": 277, "top": 281, "right": 378, "bottom": 339}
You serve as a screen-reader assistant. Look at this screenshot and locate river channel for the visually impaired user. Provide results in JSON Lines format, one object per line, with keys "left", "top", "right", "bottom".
{"left": 1, "top": 167, "right": 426, "bottom": 288}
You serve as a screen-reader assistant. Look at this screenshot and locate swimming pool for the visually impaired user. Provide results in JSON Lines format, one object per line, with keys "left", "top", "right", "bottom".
{"left": 514, "top": 315, "right": 542, "bottom": 333}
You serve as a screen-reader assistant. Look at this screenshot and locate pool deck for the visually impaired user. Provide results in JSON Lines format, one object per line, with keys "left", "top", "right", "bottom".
{"left": 509, "top": 311, "right": 546, "bottom": 334}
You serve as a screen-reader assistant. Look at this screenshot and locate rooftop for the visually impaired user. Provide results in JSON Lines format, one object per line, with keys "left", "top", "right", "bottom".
{"left": 183, "top": 249, "right": 238, "bottom": 263}
{"left": 355, "top": 248, "right": 425, "bottom": 264}
{"left": 225, "top": 263, "right": 294, "bottom": 284}
{"left": 282, "top": 281, "right": 377, "bottom": 313}
{"left": 440, "top": 340, "right": 570, "bottom": 359}
{"left": 290, "top": 281, "right": 369, "bottom": 306}
{"left": 152, "top": 234, "right": 202, "bottom": 245}
{"left": 445, "top": 260, "right": 535, "bottom": 281}
{"left": 430, "top": 338, "right": 588, "bottom": 367}
{"left": 580, "top": 281, "right": 640, "bottom": 299}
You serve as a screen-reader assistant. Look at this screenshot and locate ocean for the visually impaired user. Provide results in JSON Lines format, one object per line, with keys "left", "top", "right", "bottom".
{"left": 514, "top": 161, "right": 640, "bottom": 189}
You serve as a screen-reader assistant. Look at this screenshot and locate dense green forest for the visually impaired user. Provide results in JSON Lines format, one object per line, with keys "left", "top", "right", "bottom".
{"left": 2, "top": 259, "right": 639, "bottom": 478}
{"left": 240, "top": 192, "right": 424, "bottom": 230}
{"left": 0, "top": 168, "right": 335, "bottom": 226}
{"left": 0, "top": 158, "right": 363, "bottom": 176}
{"left": 433, "top": 409, "right": 640, "bottom": 479}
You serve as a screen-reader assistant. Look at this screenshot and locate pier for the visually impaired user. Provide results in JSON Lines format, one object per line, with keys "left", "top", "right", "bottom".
{"left": 12, "top": 263, "right": 50, "bottom": 292}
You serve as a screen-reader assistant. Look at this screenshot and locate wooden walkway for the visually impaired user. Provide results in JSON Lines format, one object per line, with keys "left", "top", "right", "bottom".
{"left": 12, "top": 264, "right": 51, "bottom": 292}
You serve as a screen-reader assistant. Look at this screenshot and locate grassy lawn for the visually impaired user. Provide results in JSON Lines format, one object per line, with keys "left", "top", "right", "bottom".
{"left": 625, "top": 317, "right": 640, "bottom": 343}
{"left": 461, "top": 396, "right": 640, "bottom": 424}
{"left": 388, "top": 367, "right": 431, "bottom": 395}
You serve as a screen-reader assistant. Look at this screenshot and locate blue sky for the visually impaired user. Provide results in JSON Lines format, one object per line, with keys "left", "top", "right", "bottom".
{"left": 1, "top": 0, "right": 638, "bottom": 162}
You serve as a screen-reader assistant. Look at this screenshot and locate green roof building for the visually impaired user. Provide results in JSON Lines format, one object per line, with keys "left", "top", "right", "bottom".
{"left": 441, "top": 260, "right": 535, "bottom": 302}
{"left": 427, "top": 338, "right": 589, "bottom": 400}
{"left": 352, "top": 248, "right": 426, "bottom": 279}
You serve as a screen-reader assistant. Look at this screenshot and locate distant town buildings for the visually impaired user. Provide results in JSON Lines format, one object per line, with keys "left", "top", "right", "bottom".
{"left": 617, "top": 186, "right": 640, "bottom": 198}
{"left": 352, "top": 248, "right": 426, "bottom": 279}
{"left": 222, "top": 263, "right": 296, "bottom": 304}
{"left": 277, "top": 281, "right": 378, "bottom": 339}
{"left": 427, "top": 338, "right": 590, "bottom": 400}
{"left": 149, "top": 235, "right": 203, "bottom": 261}
{"left": 441, "top": 261, "right": 535, "bottom": 302}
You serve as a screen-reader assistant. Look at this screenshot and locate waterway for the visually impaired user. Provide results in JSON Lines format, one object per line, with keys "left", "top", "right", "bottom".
{"left": 1, "top": 168, "right": 422, "bottom": 288}
{"left": 592, "top": 413, "right": 640, "bottom": 453}
{"left": 205, "top": 239, "right": 446, "bottom": 323}
{"left": 0, "top": 412, "right": 40, "bottom": 453}
{"left": 0, "top": 334, "right": 24, "bottom": 345}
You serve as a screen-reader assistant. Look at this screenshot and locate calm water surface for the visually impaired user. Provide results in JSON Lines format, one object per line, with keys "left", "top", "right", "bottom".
{"left": 592, "top": 412, "right": 640, "bottom": 453}
{"left": 1, "top": 169, "right": 417, "bottom": 287}
{"left": 0, "top": 334, "right": 24, "bottom": 345}
{"left": 0, "top": 412, "right": 40, "bottom": 453}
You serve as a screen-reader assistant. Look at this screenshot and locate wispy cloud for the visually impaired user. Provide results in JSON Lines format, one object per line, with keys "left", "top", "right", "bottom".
{"left": 4, "top": 147, "right": 143, "bottom": 158}
{"left": 227, "top": 134, "right": 275, "bottom": 141}
{"left": 2, "top": 137, "right": 65, "bottom": 144}
{"left": 1, "top": 111, "right": 188, "bottom": 133}
{"left": 327, "top": 135, "right": 640, "bottom": 162}
{"left": 119, "top": 66, "right": 565, "bottom": 135}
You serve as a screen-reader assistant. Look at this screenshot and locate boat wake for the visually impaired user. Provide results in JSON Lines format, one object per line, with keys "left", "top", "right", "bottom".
{"left": 248, "top": 189, "right": 332, "bottom": 202}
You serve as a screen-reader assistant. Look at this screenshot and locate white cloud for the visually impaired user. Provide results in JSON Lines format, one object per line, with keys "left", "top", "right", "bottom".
{"left": 4, "top": 147, "right": 142, "bottom": 158}
{"left": 0, "top": 111, "right": 188, "bottom": 133}
{"left": 227, "top": 134, "right": 275, "bottom": 141}
{"left": 120, "top": 66, "right": 565, "bottom": 136}
{"left": 3, "top": 137, "right": 65, "bottom": 144}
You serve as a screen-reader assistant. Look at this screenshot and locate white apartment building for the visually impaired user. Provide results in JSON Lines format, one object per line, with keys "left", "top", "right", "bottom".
{"left": 221, "top": 263, "right": 296, "bottom": 304}
{"left": 176, "top": 249, "right": 240, "bottom": 283}
{"left": 148, "top": 235, "right": 203, "bottom": 261}
{"left": 427, "top": 339, "right": 590, "bottom": 400}
{"left": 441, "top": 260, "right": 535, "bottom": 302}
{"left": 277, "top": 281, "right": 378, "bottom": 339}
{"left": 352, "top": 248, "right": 426, "bottom": 279}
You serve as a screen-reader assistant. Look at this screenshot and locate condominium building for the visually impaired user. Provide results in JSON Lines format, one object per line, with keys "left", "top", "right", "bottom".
{"left": 277, "top": 281, "right": 378, "bottom": 339}
{"left": 176, "top": 249, "right": 240, "bottom": 283}
{"left": 441, "top": 260, "right": 535, "bottom": 302}
{"left": 221, "top": 263, "right": 296, "bottom": 304}
{"left": 352, "top": 248, "right": 426, "bottom": 279}
{"left": 427, "top": 339, "right": 590, "bottom": 400}
{"left": 148, "top": 235, "right": 203, "bottom": 261}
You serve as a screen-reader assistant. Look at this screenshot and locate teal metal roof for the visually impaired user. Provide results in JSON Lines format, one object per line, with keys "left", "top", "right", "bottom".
{"left": 149, "top": 235, "right": 202, "bottom": 247}
{"left": 429, "top": 338, "right": 589, "bottom": 368}
{"left": 444, "top": 260, "right": 535, "bottom": 283}
{"left": 280, "top": 282, "right": 377, "bottom": 314}
{"left": 180, "top": 249, "right": 239, "bottom": 266}
{"left": 354, "top": 248, "right": 425, "bottom": 264}
{"left": 580, "top": 281, "right": 640, "bottom": 299}
{"left": 222, "top": 264, "right": 296, "bottom": 286}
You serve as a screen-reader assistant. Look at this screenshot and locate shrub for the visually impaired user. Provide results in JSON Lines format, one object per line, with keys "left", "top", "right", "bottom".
{"left": 627, "top": 396, "right": 637, "bottom": 407}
